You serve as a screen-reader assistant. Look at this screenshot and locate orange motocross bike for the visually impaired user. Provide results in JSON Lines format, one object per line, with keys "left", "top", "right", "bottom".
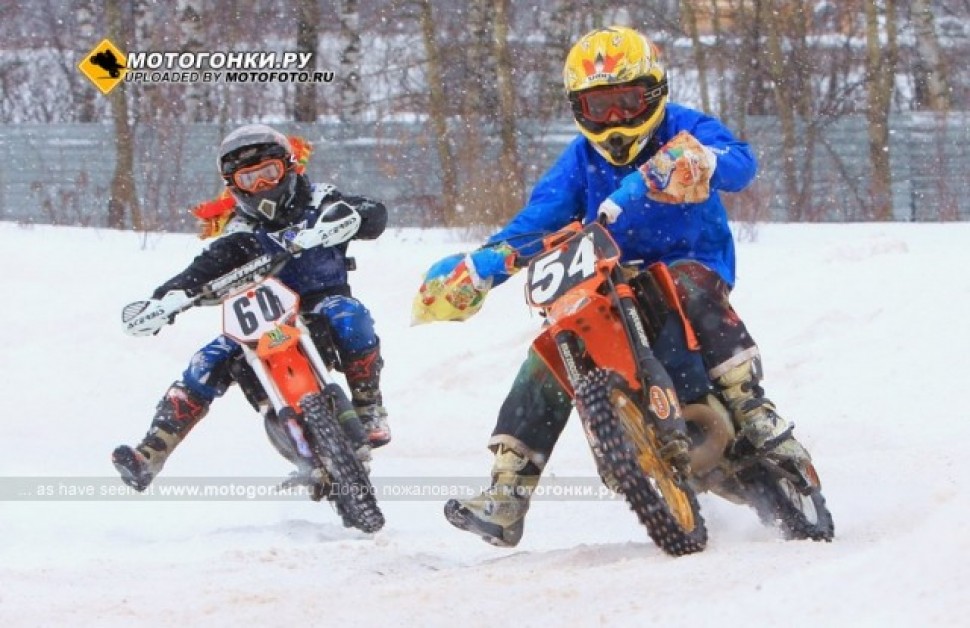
{"left": 122, "top": 253, "right": 384, "bottom": 533}
{"left": 519, "top": 221, "right": 832, "bottom": 555}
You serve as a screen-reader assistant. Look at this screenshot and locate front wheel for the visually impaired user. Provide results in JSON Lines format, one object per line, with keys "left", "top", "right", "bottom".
{"left": 576, "top": 369, "right": 707, "bottom": 556}
{"left": 301, "top": 393, "right": 385, "bottom": 533}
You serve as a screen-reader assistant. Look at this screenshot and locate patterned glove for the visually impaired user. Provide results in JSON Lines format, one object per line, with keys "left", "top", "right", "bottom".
{"left": 640, "top": 131, "right": 717, "bottom": 204}
{"left": 411, "top": 244, "right": 516, "bottom": 325}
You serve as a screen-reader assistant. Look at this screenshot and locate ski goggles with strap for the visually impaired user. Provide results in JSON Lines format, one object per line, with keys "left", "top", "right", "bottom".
{"left": 576, "top": 83, "right": 667, "bottom": 124}
{"left": 229, "top": 158, "right": 287, "bottom": 193}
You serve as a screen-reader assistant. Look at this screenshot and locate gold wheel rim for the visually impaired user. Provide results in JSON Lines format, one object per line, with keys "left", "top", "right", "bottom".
{"left": 610, "top": 389, "right": 696, "bottom": 532}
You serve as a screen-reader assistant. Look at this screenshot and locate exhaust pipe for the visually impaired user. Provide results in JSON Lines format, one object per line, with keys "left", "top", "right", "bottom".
{"left": 683, "top": 395, "right": 735, "bottom": 476}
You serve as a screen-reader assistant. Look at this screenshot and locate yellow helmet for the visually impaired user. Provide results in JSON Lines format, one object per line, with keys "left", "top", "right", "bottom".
{"left": 563, "top": 26, "right": 668, "bottom": 165}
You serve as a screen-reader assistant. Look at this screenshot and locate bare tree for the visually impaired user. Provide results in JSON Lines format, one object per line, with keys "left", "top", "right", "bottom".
{"left": 462, "top": 0, "right": 491, "bottom": 120}
{"left": 131, "top": 0, "right": 164, "bottom": 122}
{"left": 178, "top": 0, "right": 208, "bottom": 122}
{"left": 450, "top": 0, "right": 495, "bottom": 225}
{"left": 294, "top": 0, "right": 320, "bottom": 122}
{"left": 681, "top": 0, "right": 711, "bottom": 113}
{"left": 75, "top": 0, "right": 98, "bottom": 123}
{"left": 864, "top": 0, "right": 898, "bottom": 221}
{"left": 9, "top": 0, "right": 970, "bottom": 228}
{"left": 910, "top": 0, "right": 950, "bottom": 111}
{"left": 706, "top": 0, "right": 731, "bottom": 121}
{"left": 417, "top": 0, "right": 458, "bottom": 225}
{"left": 339, "top": 0, "right": 364, "bottom": 122}
{"left": 725, "top": 0, "right": 758, "bottom": 137}
{"left": 492, "top": 0, "right": 524, "bottom": 220}
{"left": 763, "top": 0, "right": 802, "bottom": 220}
{"left": 536, "top": 0, "right": 578, "bottom": 123}
{"left": 106, "top": 0, "right": 142, "bottom": 230}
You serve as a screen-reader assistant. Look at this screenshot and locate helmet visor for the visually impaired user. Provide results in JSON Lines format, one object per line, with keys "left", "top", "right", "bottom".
{"left": 230, "top": 159, "right": 286, "bottom": 193}
{"left": 577, "top": 84, "right": 666, "bottom": 124}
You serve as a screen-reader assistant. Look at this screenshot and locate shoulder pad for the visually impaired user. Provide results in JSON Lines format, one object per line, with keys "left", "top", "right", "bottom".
{"left": 221, "top": 214, "right": 254, "bottom": 235}
{"left": 310, "top": 183, "right": 337, "bottom": 209}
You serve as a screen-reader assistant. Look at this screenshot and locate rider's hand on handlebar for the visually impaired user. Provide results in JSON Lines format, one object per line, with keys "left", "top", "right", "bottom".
{"left": 122, "top": 290, "right": 194, "bottom": 337}
{"left": 596, "top": 199, "right": 623, "bottom": 224}
{"left": 465, "top": 245, "right": 516, "bottom": 289}
{"left": 410, "top": 244, "right": 516, "bottom": 325}
{"left": 640, "top": 131, "right": 716, "bottom": 204}
{"left": 290, "top": 201, "right": 361, "bottom": 251}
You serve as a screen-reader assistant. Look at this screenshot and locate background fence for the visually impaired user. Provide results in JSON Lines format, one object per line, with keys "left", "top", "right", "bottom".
{"left": 2, "top": 113, "right": 968, "bottom": 231}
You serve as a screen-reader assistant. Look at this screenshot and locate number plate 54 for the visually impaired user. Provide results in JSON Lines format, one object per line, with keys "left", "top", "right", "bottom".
{"left": 526, "top": 223, "right": 620, "bottom": 307}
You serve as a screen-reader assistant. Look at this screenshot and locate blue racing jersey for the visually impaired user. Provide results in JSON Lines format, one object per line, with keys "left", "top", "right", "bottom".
{"left": 486, "top": 103, "right": 756, "bottom": 287}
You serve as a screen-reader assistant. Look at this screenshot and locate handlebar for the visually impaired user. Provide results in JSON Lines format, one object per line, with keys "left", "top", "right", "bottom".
{"left": 124, "top": 248, "right": 295, "bottom": 337}
{"left": 191, "top": 251, "right": 291, "bottom": 306}
{"left": 510, "top": 220, "right": 600, "bottom": 269}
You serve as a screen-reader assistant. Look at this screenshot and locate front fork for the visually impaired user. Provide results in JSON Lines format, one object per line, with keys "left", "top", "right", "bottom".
{"left": 239, "top": 318, "right": 369, "bottom": 465}
{"left": 555, "top": 290, "right": 689, "bottom": 444}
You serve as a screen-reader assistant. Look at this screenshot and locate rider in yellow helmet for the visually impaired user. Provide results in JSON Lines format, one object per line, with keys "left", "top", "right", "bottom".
{"left": 563, "top": 26, "right": 669, "bottom": 166}
{"left": 416, "top": 26, "right": 814, "bottom": 547}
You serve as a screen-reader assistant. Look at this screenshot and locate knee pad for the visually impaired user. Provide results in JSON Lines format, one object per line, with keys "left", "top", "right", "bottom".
{"left": 181, "top": 335, "right": 240, "bottom": 402}
{"left": 310, "top": 295, "right": 379, "bottom": 357}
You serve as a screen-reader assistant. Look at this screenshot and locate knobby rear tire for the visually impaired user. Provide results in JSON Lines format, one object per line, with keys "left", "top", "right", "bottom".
{"left": 301, "top": 392, "right": 385, "bottom": 533}
{"left": 576, "top": 369, "right": 707, "bottom": 556}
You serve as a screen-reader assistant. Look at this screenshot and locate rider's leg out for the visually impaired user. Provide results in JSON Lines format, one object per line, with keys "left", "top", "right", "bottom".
{"left": 112, "top": 336, "right": 237, "bottom": 491}
{"left": 668, "top": 261, "right": 809, "bottom": 463}
{"left": 444, "top": 349, "right": 571, "bottom": 547}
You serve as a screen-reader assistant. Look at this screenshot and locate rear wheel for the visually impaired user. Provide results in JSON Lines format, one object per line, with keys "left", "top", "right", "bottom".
{"left": 576, "top": 369, "right": 707, "bottom": 556}
{"left": 301, "top": 392, "right": 384, "bottom": 533}
{"left": 741, "top": 460, "right": 834, "bottom": 541}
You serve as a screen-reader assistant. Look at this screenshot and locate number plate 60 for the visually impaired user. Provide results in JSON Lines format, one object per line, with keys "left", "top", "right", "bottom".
{"left": 222, "top": 277, "right": 299, "bottom": 343}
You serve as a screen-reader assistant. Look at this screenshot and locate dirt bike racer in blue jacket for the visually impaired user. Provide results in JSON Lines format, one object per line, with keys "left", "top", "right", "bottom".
{"left": 414, "top": 26, "right": 815, "bottom": 548}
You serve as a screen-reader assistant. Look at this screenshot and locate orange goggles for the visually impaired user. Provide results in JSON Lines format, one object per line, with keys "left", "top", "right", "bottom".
{"left": 230, "top": 159, "right": 286, "bottom": 193}
{"left": 577, "top": 84, "right": 665, "bottom": 123}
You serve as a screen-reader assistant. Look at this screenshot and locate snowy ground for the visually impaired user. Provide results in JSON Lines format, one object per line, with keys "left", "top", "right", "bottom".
{"left": 1, "top": 221, "right": 967, "bottom": 627}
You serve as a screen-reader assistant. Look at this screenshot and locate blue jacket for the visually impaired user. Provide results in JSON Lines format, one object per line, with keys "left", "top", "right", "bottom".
{"left": 486, "top": 103, "right": 756, "bottom": 286}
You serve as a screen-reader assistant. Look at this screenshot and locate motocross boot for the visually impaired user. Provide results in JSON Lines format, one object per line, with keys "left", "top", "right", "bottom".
{"left": 344, "top": 346, "right": 391, "bottom": 448}
{"left": 714, "top": 357, "right": 811, "bottom": 464}
{"left": 112, "top": 382, "right": 209, "bottom": 492}
{"left": 443, "top": 444, "right": 542, "bottom": 548}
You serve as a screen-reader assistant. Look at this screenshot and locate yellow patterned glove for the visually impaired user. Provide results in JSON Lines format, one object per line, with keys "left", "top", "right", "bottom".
{"left": 640, "top": 131, "right": 716, "bottom": 204}
{"left": 411, "top": 245, "right": 516, "bottom": 325}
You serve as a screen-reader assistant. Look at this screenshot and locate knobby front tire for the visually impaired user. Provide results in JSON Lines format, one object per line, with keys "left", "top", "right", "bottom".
{"left": 301, "top": 393, "right": 385, "bottom": 534}
{"left": 576, "top": 368, "right": 707, "bottom": 556}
